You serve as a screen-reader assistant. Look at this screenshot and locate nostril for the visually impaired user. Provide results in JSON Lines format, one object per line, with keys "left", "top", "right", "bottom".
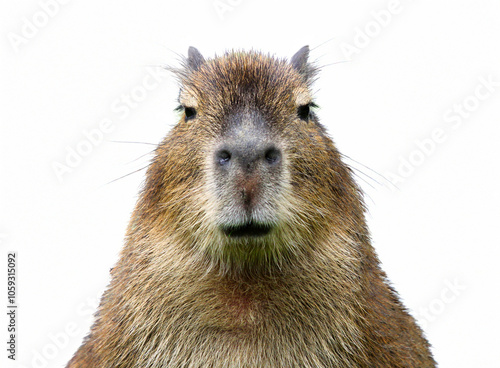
{"left": 216, "top": 149, "right": 232, "bottom": 166}
{"left": 264, "top": 147, "right": 281, "bottom": 165}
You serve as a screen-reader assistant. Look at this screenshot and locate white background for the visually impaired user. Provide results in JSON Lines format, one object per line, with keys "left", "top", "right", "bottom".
{"left": 1, "top": 1, "right": 499, "bottom": 367}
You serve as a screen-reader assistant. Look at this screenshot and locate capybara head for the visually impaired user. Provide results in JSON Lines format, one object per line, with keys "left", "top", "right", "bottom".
{"left": 134, "top": 46, "right": 365, "bottom": 275}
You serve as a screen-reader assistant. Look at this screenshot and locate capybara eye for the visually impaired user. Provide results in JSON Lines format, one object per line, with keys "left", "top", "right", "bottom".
{"left": 297, "top": 104, "right": 310, "bottom": 121}
{"left": 184, "top": 106, "right": 197, "bottom": 121}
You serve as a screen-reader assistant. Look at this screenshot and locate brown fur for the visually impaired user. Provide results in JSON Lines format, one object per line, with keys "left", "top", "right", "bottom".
{"left": 67, "top": 47, "right": 436, "bottom": 367}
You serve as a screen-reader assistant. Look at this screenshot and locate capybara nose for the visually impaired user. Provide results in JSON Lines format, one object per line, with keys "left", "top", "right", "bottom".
{"left": 215, "top": 142, "right": 281, "bottom": 173}
{"left": 214, "top": 128, "right": 282, "bottom": 210}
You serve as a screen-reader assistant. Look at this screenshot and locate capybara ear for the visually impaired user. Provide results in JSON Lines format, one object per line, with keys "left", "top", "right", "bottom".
{"left": 290, "top": 45, "right": 310, "bottom": 74}
{"left": 187, "top": 46, "right": 206, "bottom": 71}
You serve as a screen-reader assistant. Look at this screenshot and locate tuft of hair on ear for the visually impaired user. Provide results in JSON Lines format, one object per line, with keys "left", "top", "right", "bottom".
{"left": 164, "top": 46, "right": 206, "bottom": 89}
{"left": 187, "top": 46, "right": 206, "bottom": 72}
{"left": 290, "top": 45, "right": 319, "bottom": 85}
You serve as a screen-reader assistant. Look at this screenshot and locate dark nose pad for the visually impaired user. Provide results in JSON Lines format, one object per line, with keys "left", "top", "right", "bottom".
{"left": 215, "top": 145, "right": 281, "bottom": 170}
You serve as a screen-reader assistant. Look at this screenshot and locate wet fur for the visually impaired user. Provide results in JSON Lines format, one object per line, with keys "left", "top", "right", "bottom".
{"left": 67, "top": 48, "right": 436, "bottom": 367}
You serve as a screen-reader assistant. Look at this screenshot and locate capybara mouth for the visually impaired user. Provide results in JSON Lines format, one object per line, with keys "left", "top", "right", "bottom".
{"left": 221, "top": 222, "right": 273, "bottom": 237}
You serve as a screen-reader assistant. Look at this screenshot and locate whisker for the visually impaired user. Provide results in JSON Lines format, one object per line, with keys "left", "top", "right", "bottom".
{"left": 351, "top": 171, "right": 377, "bottom": 190}
{"left": 340, "top": 153, "right": 384, "bottom": 179}
{"left": 102, "top": 166, "right": 149, "bottom": 187}
{"left": 319, "top": 60, "right": 352, "bottom": 68}
{"left": 340, "top": 152, "right": 397, "bottom": 190}
{"left": 348, "top": 163, "right": 384, "bottom": 188}
{"left": 107, "top": 140, "right": 157, "bottom": 146}
{"left": 311, "top": 37, "right": 337, "bottom": 51}
{"left": 126, "top": 150, "right": 156, "bottom": 165}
